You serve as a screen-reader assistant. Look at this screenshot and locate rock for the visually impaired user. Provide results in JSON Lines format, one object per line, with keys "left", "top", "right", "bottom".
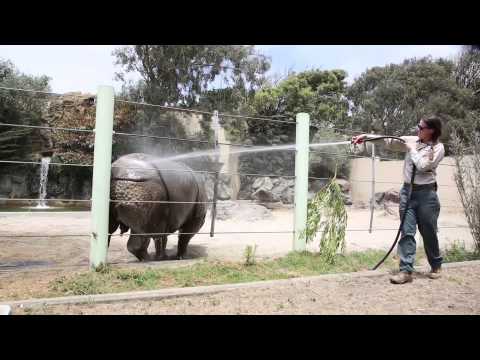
{"left": 309, "top": 179, "right": 328, "bottom": 193}
{"left": 375, "top": 192, "right": 385, "bottom": 204}
{"left": 252, "top": 188, "right": 280, "bottom": 202}
{"left": 261, "top": 201, "right": 284, "bottom": 209}
{"left": 374, "top": 189, "right": 400, "bottom": 206}
{"left": 343, "top": 193, "right": 353, "bottom": 205}
{"left": 354, "top": 201, "right": 368, "bottom": 209}
{"left": 250, "top": 177, "right": 296, "bottom": 204}
{"left": 383, "top": 189, "right": 400, "bottom": 203}
{"left": 252, "top": 177, "right": 274, "bottom": 191}
{"left": 215, "top": 200, "right": 272, "bottom": 221}
{"left": 216, "top": 174, "right": 231, "bottom": 201}
{"left": 280, "top": 187, "right": 295, "bottom": 204}
{"left": 217, "top": 182, "right": 231, "bottom": 201}
{"left": 215, "top": 200, "right": 239, "bottom": 220}
{"left": 335, "top": 179, "right": 351, "bottom": 193}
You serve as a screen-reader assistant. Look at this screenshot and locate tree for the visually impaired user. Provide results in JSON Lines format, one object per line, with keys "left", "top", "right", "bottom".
{"left": 246, "top": 69, "right": 350, "bottom": 145}
{"left": 238, "top": 69, "right": 351, "bottom": 179}
{"left": 347, "top": 56, "right": 474, "bottom": 153}
{"left": 113, "top": 45, "right": 270, "bottom": 107}
{"left": 450, "top": 130, "right": 480, "bottom": 253}
{"left": 0, "top": 59, "right": 51, "bottom": 161}
{"left": 112, "top": 46, "right": 271, "bottom": 160}
{"left": 455, "top": 45, "right": 480, "bottom": 95}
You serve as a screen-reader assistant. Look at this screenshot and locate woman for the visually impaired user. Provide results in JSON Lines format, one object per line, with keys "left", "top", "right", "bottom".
{"left": 352, "top": 116, "right": 445, "bottom": 284}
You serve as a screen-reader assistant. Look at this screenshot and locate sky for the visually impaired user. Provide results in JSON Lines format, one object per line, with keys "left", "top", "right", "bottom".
{"left": 0, "top": 45, "right": 462, "bottom": 95}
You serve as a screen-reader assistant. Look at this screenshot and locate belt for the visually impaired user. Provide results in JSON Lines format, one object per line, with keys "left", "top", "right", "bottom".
{"left": 404, "top": 182, "right": 437, "bottom": 191}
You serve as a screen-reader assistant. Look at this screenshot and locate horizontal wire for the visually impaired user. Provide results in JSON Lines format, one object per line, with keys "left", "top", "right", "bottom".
{"left": 307, "top": 176, "right": 457, "bottom": 188}
{"left": 113, "top": 131, "right": 209, "bottom": 144}
{"left": 0, "top": 160, "right": 93, "bottom": 167}
{"left": 115, "top": 99, "right": 296, "bottom": 124}
{"left": 0, "top": 122, "right": 95, "bottom": 133}
{"left": 0, "top": 198, "right": 91, "bottom": 202}
{"left": 109, "top": 200, "right": 213, "bottom": 204}
{"left": 0, "top": 159, "right": 459, "bottom": 188}
{"left": 0, "top": 199, "right": 463, "bottom": 209}
{"left": 309, "top": 149, "right": 469, "bottom": 170}
{"left": 0, "top": 159, "right": 294, "bottom": 178}
{"left": 109, "top": 231, "right": 295, "bottom": 237}
{"left": 0, "top": 234, "right": 90, "bottom": 238}
{"left": 110, "top": 164, "right": 295, "bottom": 179}
{"left": 219, "top": 112, "right": 296, "bottom": 124}
{"left": 0, "top": 85, "right": 64, "bottom": 97}
{"left": 0, "top": 158, "right": 460, "bottom": 188}
{"left": 342, "top": 225, "right": 470, "bottom": 232}
{"left": 2, "top": 225, "right": 470, "bottom": 239}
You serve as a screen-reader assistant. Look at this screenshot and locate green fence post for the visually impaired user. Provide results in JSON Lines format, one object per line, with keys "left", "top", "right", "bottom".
{"left": 294, "top": 113, "right": 310, "bottom": 251}
{"left": 89, "top": 85, "right": 114, "bottom": 270}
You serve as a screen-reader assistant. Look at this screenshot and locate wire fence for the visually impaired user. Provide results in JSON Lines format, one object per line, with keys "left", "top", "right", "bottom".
{"left": 0, "top": 86, "right": 473, "bottom": 270}
{"left": 0, "top": 225, "right": 471, "bottom": 239}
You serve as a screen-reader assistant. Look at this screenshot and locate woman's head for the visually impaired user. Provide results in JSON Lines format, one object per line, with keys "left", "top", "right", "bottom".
{"left": 417, "top": 115, "right": 442, "bottom": 142}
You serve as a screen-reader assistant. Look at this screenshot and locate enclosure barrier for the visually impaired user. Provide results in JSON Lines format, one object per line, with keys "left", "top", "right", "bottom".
{"left": 294, "top": 113, "right": 309, "bottom": 251}
{"left": 89, "top": 86, "right": 114, "bottom": 269}
{"left": 0, "top": 85, "right": 471, "bottom": 273}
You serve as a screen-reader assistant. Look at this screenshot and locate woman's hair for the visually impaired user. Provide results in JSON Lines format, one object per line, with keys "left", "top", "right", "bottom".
{"left": 423, "top": 115, "right": 443, "bottom": 142}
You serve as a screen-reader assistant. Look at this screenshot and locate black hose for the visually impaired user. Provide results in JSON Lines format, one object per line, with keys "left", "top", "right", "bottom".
{"left": 371, "top": 165, "right": 416, "bottom": 270}
{"left": 351, "top": 135, "right": 415, "bottom": 270}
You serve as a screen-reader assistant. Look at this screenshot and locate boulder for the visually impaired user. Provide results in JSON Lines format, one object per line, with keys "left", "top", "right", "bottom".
{"left": 335, "top": 179, "right": 351, "bottom": 193}
{"left": 343, "top": 193, "right": 353, "bottom": 205}
{"left": 252, "top": 177, "right": 274, "bottom": 191}
{"left": 309, "top": 179, "right": 328, "bottom": 193}
{"left": 383, "top": 189, "right": 400, "bottom": 203}
{"left": 215, "top": 200, "right": 272, "bottom": 221}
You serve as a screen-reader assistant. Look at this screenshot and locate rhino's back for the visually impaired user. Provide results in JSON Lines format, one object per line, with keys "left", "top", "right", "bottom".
{"left": 110, "top": 153, "right": 206, "bottom": 232}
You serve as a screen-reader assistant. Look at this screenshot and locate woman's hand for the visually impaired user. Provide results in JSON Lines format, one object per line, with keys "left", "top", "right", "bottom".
{"left": 351, "top": 134, "right": 368, "bottom": 144}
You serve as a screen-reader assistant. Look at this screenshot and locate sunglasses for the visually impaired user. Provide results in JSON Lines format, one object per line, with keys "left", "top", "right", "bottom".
{"left": 417, "top": 124, "right": 430, "bottom": 131}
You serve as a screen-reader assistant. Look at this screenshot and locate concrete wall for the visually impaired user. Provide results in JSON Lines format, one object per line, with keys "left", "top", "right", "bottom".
{"left": 349, "top": 156, "right": 463, "bottom": 213}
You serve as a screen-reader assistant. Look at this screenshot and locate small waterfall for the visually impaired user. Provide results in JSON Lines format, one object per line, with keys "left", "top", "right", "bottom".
{"left": 36, "top": 157, "right": 51, "bottom": 209}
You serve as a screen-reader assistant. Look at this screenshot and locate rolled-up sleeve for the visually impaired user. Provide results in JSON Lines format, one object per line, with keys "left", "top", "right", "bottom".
{"left": 410, "top": 143, "right": 445, "bottom": 171}
{"left": 382, "top": 136, "right": 410, "bottom": 152}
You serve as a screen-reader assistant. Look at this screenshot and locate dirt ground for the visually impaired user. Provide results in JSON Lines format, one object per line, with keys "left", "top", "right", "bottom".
{"left": 10, "top": 261, "right": 480, "bottom": 315}
{"left": 0, "top": 202, "right": 473, "bottom": 270}
{"left": 0, "top": 202, "right": 475, "bottom": 311}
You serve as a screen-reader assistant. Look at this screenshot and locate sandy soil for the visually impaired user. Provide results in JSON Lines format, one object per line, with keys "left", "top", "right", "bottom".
{"left": 1, "top": 202, "right": 477, "bottom": 314}
{"left": 11, "top": 262, "right": 480, "bottom": 315}
{"left": 0, "top": 202, "right": 473, "bottom": 271}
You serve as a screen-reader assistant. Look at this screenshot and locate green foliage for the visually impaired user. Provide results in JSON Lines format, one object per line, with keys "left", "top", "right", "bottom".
{"left": 112, "top": 46, "right": 271, "bottom": 159}
{"left": 455, "top": 45, "right": 480, "bottom": 98}
{"left": 244, "top": 244, "right": 258, "bottom": 266}
{"left": 443, "top": 241, "right": 480, "bottom": 263}
{"left": 302, "top": 170, "right": 348, "bottom": 263}
{"left": 247, "top": 69, "right": 350, "bottom": 145}
{"left": 0, "top": 58, "right": 51, "bottom": 161}
{"left": 450, "top": 130, "right": 480, "bottom": 251}
{"left": 47, "top": 250, "right": 395, "bottom": 297}
{"left": 347, "top": 56, "right": 475, "bottom": 154}
{"left": 113, "top": 45, "right": 270, "bottom": 107}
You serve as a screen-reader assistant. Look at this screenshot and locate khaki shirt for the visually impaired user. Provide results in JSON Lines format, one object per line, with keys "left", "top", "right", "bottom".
{"left": 361, "top": 135, "right": 445, "bottom": 185}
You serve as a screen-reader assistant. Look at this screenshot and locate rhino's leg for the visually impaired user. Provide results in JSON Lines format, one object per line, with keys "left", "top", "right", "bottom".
{"left": 174, "top": 216, "right": 204, "bottom": 260}
{"left": 108, "top": 205, "right": 120, "bottom": 248}
{"left": 153, "top": 236, "right": 168, "bottom": 261}
{"left": 127, "top": 232, "right": 151, "bottom": 261}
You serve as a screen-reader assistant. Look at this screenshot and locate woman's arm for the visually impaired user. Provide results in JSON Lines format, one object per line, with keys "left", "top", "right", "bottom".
{"left": 352, "top": 134, "right": 417, "bottom": 153}
{"left": 409, "top": 143, "right": 445, "bottom": 171}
